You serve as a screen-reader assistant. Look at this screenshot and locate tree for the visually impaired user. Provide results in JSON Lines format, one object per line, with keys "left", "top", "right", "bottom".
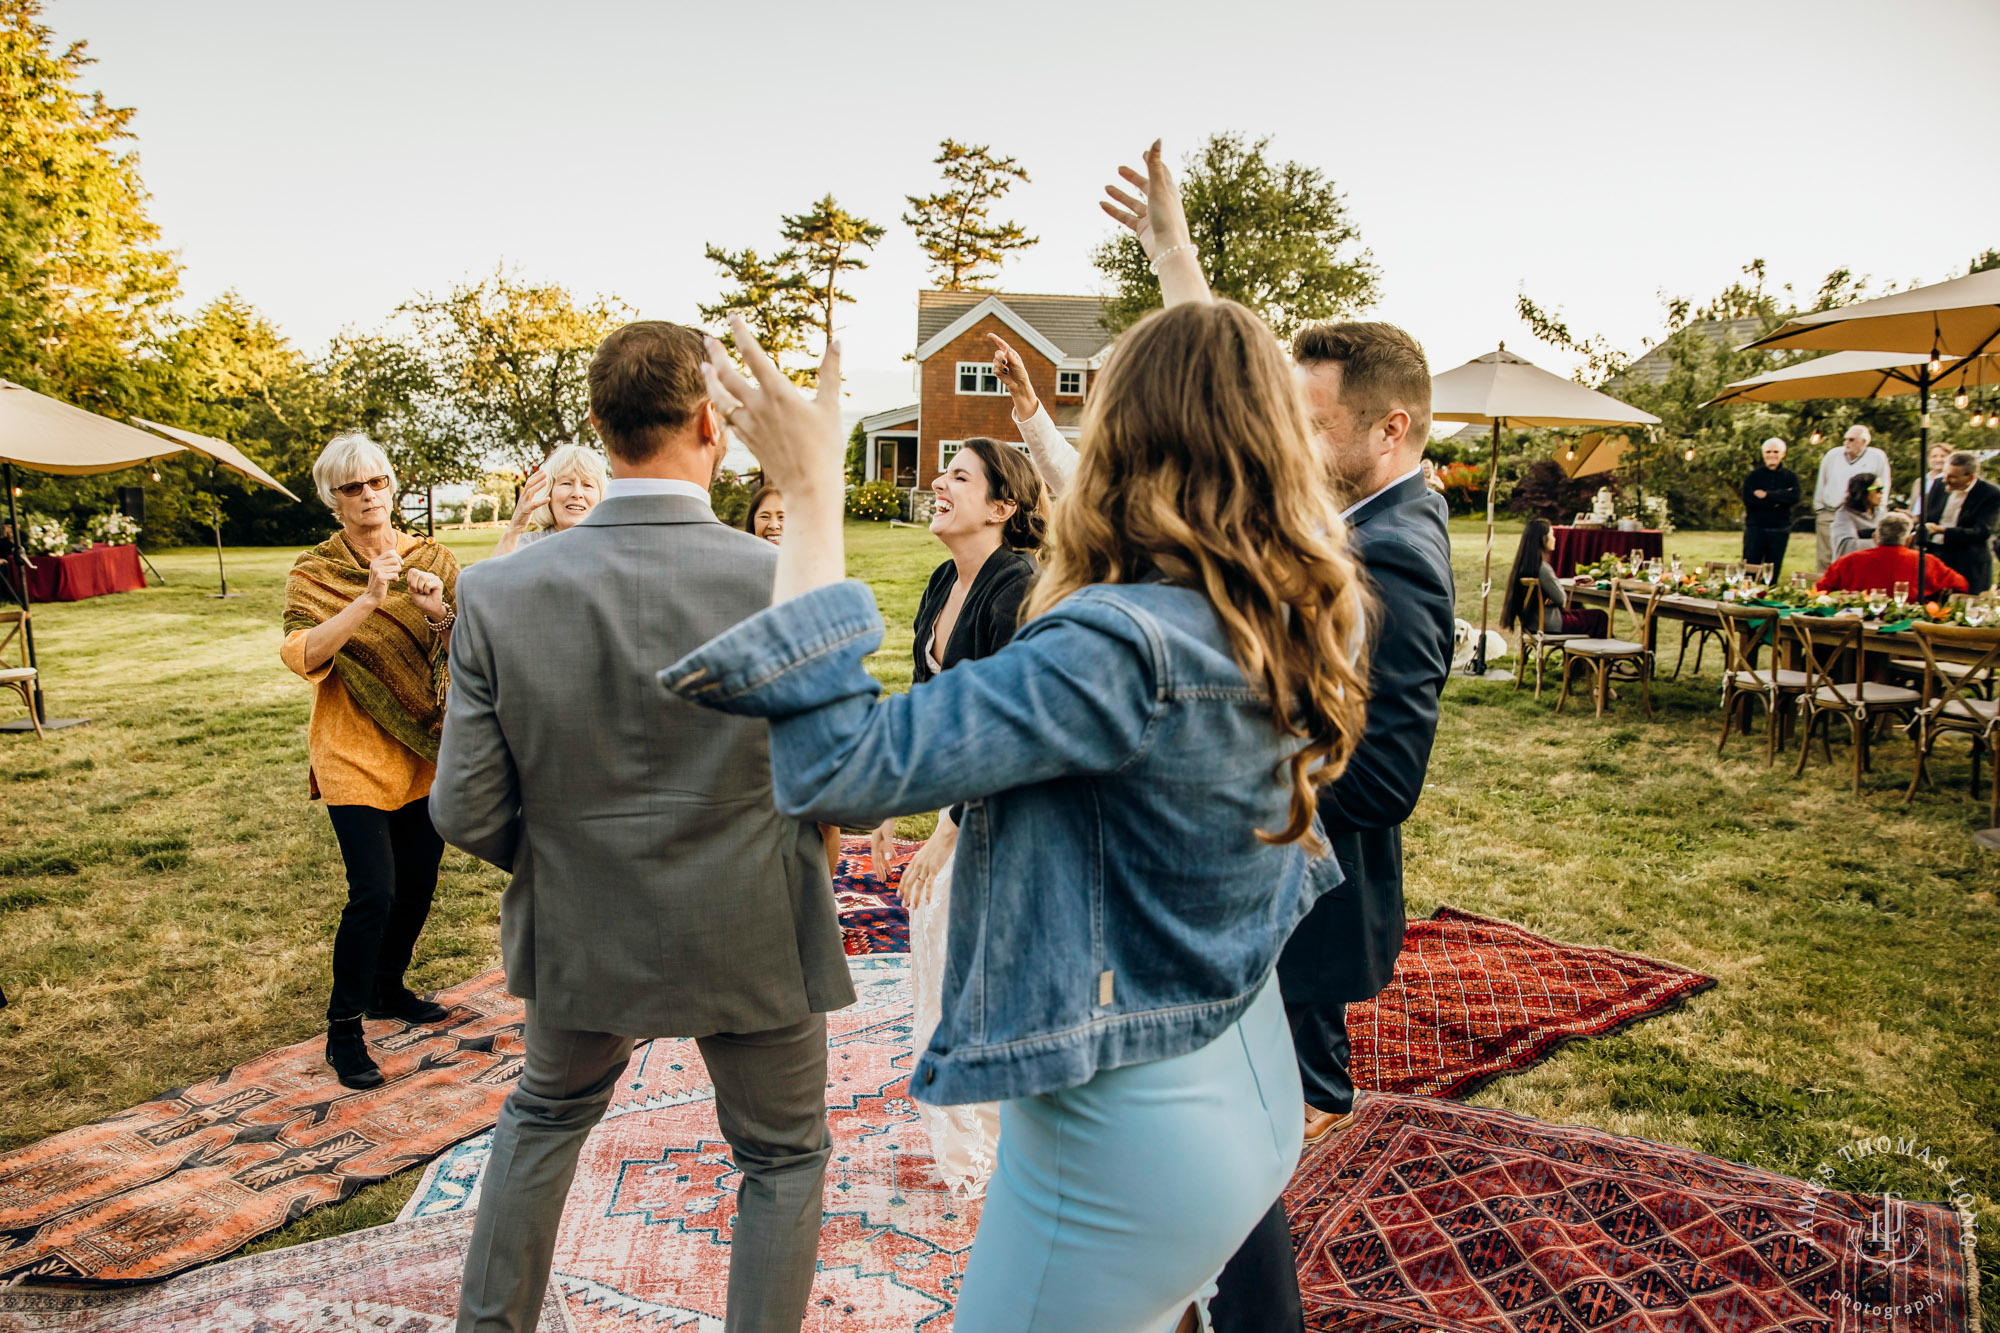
{"left": 395, "top": 268, "right": 629, "bottom": 474}
{"left": 698, "top": 243, "right": 815, "bottom": 383}
{"left": 780, "top": 195, "right": 884, "bottom": 351}
{"left": 903, "top": 140, "right": 1036, "bottom": 289}
{"left": 1091, "top": 133, "right": 1378, "bottom": 341}
{"left": 0, "top": 0, "right": 179, "bottom": 409}
{"left": 1970, "top": 248, "right": 2000, "bottom": 276}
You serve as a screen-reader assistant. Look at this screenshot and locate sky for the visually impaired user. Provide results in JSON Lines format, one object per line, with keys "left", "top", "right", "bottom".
{"left": 44, "top": 0, "right": 2000, "bottom": 430}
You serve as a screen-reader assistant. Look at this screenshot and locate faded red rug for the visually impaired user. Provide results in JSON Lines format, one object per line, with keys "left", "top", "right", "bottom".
{"left": 1290, "top": 1095, "right": 1975, "bottom": 1333}
{"left": 1350, "top": 907, "right": 1716, "bottom": 1099}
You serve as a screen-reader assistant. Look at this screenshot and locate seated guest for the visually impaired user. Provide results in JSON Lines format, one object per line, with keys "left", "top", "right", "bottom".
{"left": 1829, "top": 473, "right": 1883, "bottom": 559}
{"left": 493, "top": 443, "right": 607, "bottom": 556}
{"left": 1816, "top": 511, "right": 1967, "bottom": 595}
{"left": 1500, "top": 518, "right": 1607, "bottom": 638}
{"left": 1922, "top": 451, "right": 1999, "bottom": 593}
{"left": 743, "top": 484, "right": 785, "bottom": 545}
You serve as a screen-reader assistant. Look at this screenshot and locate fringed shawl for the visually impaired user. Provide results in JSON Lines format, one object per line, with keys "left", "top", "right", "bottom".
{"left": 283, "top": 533, "right": 459, "bottom": 761}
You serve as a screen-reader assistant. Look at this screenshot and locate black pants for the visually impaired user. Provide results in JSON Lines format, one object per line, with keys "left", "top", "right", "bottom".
{"left": 1743, "top": 526, "right": 1791, "bottom": 583}
{"left": 324, "top": 797, "right": 445, "bottom": 1021}
{"left": 1287, "top": 999, "right": 1353, "bottom": 1116}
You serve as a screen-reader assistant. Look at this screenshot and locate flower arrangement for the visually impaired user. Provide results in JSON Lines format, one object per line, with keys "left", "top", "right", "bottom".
{"left": 86, "top": 511, "right": 140, "bottom": 545}
{"left": 22, "top": 513, "right": 69, "bottom": 557}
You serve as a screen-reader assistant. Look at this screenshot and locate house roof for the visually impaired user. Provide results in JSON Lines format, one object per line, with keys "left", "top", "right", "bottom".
{"left": 915, "top": 290, "right": 1114, "bottom": 362}
{"left": 1618, "top": 316, "right": 1771, "bottom": 387}
{"left": 860, "top": 403, "right": 919, "bottom": 433}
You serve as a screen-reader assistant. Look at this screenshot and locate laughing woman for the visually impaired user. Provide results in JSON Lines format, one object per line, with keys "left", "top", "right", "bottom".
{"left": 282, "top": 434, "right": 460, "bottom": 1090}
{"left": 493, "top": 443, "right": 607, "bottom": 556}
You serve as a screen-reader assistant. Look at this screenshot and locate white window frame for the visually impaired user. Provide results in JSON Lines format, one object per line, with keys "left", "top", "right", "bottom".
{"left": 939, "top": 438, "right": 1031, "bottom": 471}
{"left": 1056, "top": 369, "right": 1084, "bottom": 397}
{"left": 955, "top": 362, "right": 1006, "bottom": 396}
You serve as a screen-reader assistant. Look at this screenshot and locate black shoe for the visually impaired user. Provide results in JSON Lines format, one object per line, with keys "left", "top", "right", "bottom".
{"left": 325, "top": 1017, "right": 384, "bottom": 1090}
{"left": 364, "top": 987, "right": 451, "bottom": 1025}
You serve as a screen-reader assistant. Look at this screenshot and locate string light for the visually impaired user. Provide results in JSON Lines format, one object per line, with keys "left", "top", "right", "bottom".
{"left": 1810, "top": 431, "right": 1823, "bottom": 444}
{"left": 1955, "top": 389, "right": 1970, "bottom": 409}
{"left": 1974, "top": 410, "right": 1986, "bottom": 427}
{"left": 150, "top": 470, "right": 160, "bottom": 482}
{"left": 1928, "top": 356, "right": 1943, "bottom": 375}
{"left": 1683, "top": 446, "right": 1696, "bottom": 462}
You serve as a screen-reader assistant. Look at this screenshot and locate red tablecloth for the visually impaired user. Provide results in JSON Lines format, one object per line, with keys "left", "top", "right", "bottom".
{"left": 20, "top": 544, "right": 145, "bottom": 602}
{"left": 1550, "top": 526, "right": 1663, "bottom": 578}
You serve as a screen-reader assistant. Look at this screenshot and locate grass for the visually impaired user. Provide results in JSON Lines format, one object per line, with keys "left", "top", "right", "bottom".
{"left": 0, "top": 517, "right": 1994, "bottom": 1311}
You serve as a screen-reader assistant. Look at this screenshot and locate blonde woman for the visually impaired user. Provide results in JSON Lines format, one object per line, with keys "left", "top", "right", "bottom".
{"left": 493, "top": 443, "right": 608, "bottom": 556}
{"left": 282, "top": 435, "right": 459, "bottom": 1089}
{"left": 669, "top": 250, "right": 1371, "bottom": 1327}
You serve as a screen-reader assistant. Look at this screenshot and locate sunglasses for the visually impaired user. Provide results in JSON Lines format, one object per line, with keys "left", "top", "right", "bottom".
{"left": 334, "top": 475, "right": 392, "bottom": 498}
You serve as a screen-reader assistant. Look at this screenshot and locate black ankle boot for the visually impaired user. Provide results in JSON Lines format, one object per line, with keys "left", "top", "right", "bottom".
{"left": 364, "top": 986, "right": 451, "bottom": 1026}
{"left": 325, "top": 1017, "right": 384, "bottom": 1090}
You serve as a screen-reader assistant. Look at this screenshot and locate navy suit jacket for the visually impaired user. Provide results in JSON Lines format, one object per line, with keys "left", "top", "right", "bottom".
{"left": 1277, "top": 472, "right": 1456, "bottom": 1006}
{"left": 1922, "top": 477, "right": 1999, "bottom": 594}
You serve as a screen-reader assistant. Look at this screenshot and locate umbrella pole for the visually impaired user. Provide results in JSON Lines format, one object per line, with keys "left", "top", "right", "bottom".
{"left": 1914, "top": 368, "right": 1930, "bottom": 606}
{"left": 208, "top": 460, "right": 240, "bottom": 600}
{"left": 4, "top": 461, "right": 46, "bottom": 725}
{"left": 1472, "top": 420, "right": 1501, "bottom": 675}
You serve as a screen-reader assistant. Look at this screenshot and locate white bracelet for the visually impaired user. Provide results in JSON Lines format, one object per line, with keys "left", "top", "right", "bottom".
{"left": 1149, "top": 242, "right": 1198, "bottom": 276}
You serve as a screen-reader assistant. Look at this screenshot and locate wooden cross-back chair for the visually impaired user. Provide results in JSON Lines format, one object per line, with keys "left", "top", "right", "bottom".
{"left": 0, "top": 609, "right": 40, "bottom": 740}
{"left": 1713, "top": 603, "right": 1810, "bottom": 765}
{"left": 1788, "top": 616, "right": 1921, "bottom": 793}
{"left": 1513, "top": 577, "right": 1585, "bottom": 699}
{"left": 1901, "top": 623, "right": 2000, "bottom": 825}
{"left": 1556, "top": 579, "right": 1661, "bottom": 718}
{"left": 1889, "top": 597, "right": 1992, "bottom": 701}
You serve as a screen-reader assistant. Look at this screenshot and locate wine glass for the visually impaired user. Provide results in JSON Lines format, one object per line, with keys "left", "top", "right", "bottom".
{"left": 1669, "top": 554, "right": 1683, "bottom": 576}
{"left": 1894, "top": 580, "right": 1911, "bottom": 608}
{"left": 1866, "top": 588, "right": 1888, "bottom": 620}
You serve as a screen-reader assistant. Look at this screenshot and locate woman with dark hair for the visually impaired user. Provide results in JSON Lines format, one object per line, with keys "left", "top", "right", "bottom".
{"left": 867, "top": 434, "right": 1046, "bottom": 1196}
{"left": 1500, "top": 518, "right": 1607, "bottom": 638}
{"left": 1829, "top": 472, "right": 1883, "bottom": 558}
{"left": 742, "top": 484, "right": 784, "bottom": 544}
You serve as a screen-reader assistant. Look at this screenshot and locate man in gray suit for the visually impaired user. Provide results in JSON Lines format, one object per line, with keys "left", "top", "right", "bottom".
{"left": 433, "top": 321, "right": 855, "bottom": 1333}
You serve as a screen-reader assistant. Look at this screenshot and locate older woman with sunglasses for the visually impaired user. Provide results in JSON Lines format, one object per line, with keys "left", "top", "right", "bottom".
{"left": 281, "top": 435, "right": 460, "bottom": 1089}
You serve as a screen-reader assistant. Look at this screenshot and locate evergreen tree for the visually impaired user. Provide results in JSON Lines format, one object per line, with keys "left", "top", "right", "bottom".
{"left": 698, "top": 243, "right": 815, "bottom": 383}
{"left": 780, "top": 195, "right": 884, "bottom": 352}
{"left": 903, "top": 140, "right": 1036, "bottom": 290}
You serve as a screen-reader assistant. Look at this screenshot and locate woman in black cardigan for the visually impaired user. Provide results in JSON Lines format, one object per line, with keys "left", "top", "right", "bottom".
{"left": 870, "top": 434, "right": 1046, "bottom": 1196}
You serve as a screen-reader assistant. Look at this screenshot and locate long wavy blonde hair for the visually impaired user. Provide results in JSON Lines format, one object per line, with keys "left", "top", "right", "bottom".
{"left": 1024, "top": 300, "right": 1372, "bottom": 847}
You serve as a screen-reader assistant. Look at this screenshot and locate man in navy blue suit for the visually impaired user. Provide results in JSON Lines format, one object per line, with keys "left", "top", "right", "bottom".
{"left": 1212, "top": 321, "right": 1458, "bottom": 1333}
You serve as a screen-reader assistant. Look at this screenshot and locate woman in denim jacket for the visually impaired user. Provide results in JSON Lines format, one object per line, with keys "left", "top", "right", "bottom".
{"left": 669, "top": 161, "right": 1371, "bottom": 1332}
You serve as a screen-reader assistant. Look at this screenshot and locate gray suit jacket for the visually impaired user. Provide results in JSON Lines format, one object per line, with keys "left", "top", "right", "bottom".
{"left": 431, "top": 493, "right": 855, "bottom": 1038}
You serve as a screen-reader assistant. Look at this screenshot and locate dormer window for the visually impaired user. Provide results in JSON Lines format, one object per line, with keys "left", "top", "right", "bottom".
{"left": 1057, "top": 369, "right": 1084, "bottom": 397}
{"left": 956, "top": 362, "right": 1005, "bottom": 395}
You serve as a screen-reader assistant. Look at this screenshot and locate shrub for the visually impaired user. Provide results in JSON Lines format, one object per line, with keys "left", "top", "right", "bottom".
{"left": 1508, "top": 460, "right": 1604, "bottom": 524}
{"left": 847, "top": 480, "right": 901, "bottom": 522}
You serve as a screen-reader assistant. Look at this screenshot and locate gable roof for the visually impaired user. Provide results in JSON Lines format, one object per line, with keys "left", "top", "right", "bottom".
{"left": 915, "top": 290, "right": 1114, "bottom": 364}
{"left": 1618, "top": 316, "right": 1771, "bottom": 387}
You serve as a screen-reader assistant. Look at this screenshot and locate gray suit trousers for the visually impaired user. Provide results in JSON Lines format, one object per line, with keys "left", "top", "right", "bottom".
{"left": 457, "top": 1006, "right": 832, "bottom": 1332}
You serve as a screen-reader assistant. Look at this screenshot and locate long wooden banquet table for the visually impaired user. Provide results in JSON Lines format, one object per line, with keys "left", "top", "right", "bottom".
{"left": 1565, "top": 581, "right": 1992, "bottom": 670}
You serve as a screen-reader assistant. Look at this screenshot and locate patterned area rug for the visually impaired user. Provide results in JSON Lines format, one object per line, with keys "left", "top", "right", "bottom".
{"left": 833, "top": 833, "right": 917, "bottom": 956}
{"left": 1350, "top": 908, "right": 1716, "bottom": 1100}
{"left": 0, "top": 1211, "right": 567, "bottom": 1332}
{"left": 1290, "top": 1095, "right": 1976, "bottom": 1333}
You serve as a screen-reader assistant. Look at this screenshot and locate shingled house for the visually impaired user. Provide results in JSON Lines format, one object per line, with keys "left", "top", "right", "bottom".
{"left": 862, "top": 290, "right": 1115, "bottom": 503}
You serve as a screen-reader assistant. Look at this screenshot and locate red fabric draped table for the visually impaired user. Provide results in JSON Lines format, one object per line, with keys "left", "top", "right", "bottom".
{"left": 1549, "top": 525, "right": 1663, "bottom": 577}
{"left": 21, "top": 543, "right": 145, "bottom": 602}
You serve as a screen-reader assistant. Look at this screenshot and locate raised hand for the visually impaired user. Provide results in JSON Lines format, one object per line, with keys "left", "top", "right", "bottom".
{"left": 986, "top": 333, "right": 1039, "bottom": 419}
{"left": 1100, "top": 139, "right": 1192, "bottom": 261}
{"left": 509, "top": 470, "right": 551, "bottom": 532}
{"left": 702, "top": 315, "right": 842, "bottom": 494}
{"left": 363, "top": 550, "right": 403, "bottom": 607}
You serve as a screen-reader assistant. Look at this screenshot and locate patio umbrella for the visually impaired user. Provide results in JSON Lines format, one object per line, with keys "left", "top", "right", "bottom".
{"left": 1432, "top": 346, "right": 1661, "bottom": 675}
{"left": 1740, "top": 271, "right": 2000, "bottom": 604}
{"left": 134, "top": 419, "right": 300, "bottom": 598}
{"left": 1, "top": 380, "right": 187, "bottom": 731}
{"left": 1702, "top": 349, "right": 2000, "bottom": 408}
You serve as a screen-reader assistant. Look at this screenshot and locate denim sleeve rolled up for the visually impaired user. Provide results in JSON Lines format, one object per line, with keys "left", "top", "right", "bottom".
{"left": 662, "top": 578, "right": 1341, "bottom": 1107}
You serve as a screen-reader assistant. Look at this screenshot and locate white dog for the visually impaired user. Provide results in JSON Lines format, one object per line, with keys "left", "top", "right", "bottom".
{"left": 1452, "top": 619, "right": 1510, "bottom": 673}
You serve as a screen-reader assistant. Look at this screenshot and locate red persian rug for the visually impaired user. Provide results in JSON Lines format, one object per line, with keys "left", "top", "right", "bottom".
{"left": 1288, "top": 1095, "right": 1976, "bottom": 1333}
{"left": 1349, "top": 907, "right": 1716, "bottom": 1100}
{"left": 0, "top": 1211, "right": 566, "bottom": 1332}
{"left": 833, "top": 833, "right": 918, "bottom": 956}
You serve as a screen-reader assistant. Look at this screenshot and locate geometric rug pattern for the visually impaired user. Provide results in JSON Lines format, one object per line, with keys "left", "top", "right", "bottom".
{"left": 1288, "top": 1095, "right": 1977, "bottom": 1333}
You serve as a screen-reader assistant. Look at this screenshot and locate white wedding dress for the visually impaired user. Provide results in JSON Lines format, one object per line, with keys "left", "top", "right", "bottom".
{"left": 909, "top": 848, "right": 1002, "bottom": 1197}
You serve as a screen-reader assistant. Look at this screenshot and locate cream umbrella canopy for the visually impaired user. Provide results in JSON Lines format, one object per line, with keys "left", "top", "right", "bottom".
{"left": 133, "top": 419, "right": 301, "bottom": 598}
{"left": 1431, "top": 347, "right": 1661, "bottom": 675}
{"left": 1702, "top": 349, "right": 2000, "bottom": 408}
{"left": 1, "top": 380, "right": 188, "bottom": 731}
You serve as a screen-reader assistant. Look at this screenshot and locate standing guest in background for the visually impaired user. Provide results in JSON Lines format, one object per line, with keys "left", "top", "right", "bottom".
{"left": 281, "top": 435, "right": 460, "bottom": 1091}
{"left": 1910, "top": 441, "right": 1953, "bottom": 514}
{"left": 492, "top": 444, "right": 607, "bottom": 557}
{"left": 1814, "top": 425, "right": 1890, "bottom": 573}
{"left": 1500, "top": 518, "right": 1609, "bottom": 639}
{"left": 1922, "top": 451, "right": 1999, "bottom": 594}
{"left": 1816, "top": 512, "right": 1966, "bottom": 595}
{"left": 1829, "top": 474, "right": 1883, "bottom": 559}
{"left": 0, "top": 520, "right": 20, "bottom": 603}
{"left": 1740, "top": 437, "right": 1800, "bottom": 580}
{"left": 743, "top": 484, "right": 785, "bottom": 545}
{"left": 436, "top": 322, "right": 853, "bottom": 1333}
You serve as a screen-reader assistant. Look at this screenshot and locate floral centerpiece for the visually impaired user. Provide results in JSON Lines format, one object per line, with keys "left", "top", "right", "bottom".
{"left": 22, "top": 513, "right": 69, "bottom": 557}
{"left": 86, "top": 511, "right": 140, "bottom": 545}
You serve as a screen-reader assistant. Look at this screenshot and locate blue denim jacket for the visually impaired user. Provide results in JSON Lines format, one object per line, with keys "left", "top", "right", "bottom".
{"left": 662, "top": 578, "right": 1338, "bottom": 1106}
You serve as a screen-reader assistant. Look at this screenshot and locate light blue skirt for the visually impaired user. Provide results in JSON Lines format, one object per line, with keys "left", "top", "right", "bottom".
{"left": 952, "top": 976, "right": 1302, "bottom": 1333}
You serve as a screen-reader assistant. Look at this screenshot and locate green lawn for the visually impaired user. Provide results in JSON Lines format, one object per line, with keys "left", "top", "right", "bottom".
{"left": 1, "top": 518, "right": 1993, "bottom": 1309}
